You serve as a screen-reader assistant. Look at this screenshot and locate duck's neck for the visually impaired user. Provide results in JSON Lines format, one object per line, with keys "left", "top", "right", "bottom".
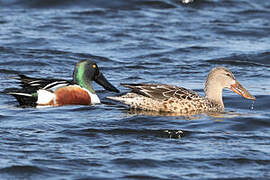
{"left": 204, "top": 81, "right": 224, "bottom": 110}
{"left": 74, "top": 65, "right": 95, "bottom": 94}
{"left": 77, "top": 79, "right": 95, "bottom": 94}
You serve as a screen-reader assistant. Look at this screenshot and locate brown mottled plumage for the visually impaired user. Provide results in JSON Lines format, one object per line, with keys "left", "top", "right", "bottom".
{"left": 107, "top": 67, "right": 255, "bottom": 114}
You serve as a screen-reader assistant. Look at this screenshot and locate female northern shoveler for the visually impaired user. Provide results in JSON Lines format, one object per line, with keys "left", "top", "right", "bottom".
{"left": 108, "top": 67, "right": 256, "bottom": 114}
{"left": 6, "top": 60, "right": 119, "bottom": 107}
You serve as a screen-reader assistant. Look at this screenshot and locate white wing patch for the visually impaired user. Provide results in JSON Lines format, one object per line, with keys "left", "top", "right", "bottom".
{"left": 36, "top": 89, "right": 56, "bottom": 105}
{"left": 42, "top": 81, "right": 69, "bottom": 90}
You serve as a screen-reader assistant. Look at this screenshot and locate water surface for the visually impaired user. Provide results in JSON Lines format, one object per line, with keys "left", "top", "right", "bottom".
{"left": 0, "top": 0, "right": 269, "bottom": 179}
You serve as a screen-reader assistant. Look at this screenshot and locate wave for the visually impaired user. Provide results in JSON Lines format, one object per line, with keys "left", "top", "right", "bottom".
{"left": 0, "top": 165, "right": 44, "bottom": 176}
{"left": 0, "top": 0, "right": 177, "bottom": 9}
{"left": 61, "top": 128, "right": 188, "bottom": 139}
{"left": 207, "top": 51, "right": 270, "bottom": 67}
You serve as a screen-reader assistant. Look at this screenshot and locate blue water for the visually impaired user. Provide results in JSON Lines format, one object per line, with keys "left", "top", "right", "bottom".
{"left": 0, "top": 0, "right": 270, "bottom": 179}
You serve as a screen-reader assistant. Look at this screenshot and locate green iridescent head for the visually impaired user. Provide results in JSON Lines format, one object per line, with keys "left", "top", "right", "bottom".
{"left": 73, "top": 60, "right": 119, "bottom": 93}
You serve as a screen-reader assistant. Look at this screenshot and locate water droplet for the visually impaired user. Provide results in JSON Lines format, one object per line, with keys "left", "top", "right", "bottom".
{"left": 250, "top": 100, "right": 255, "bottom": 110}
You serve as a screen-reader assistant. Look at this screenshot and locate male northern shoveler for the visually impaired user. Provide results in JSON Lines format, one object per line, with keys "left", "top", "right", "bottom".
{"left": 6, "top": 60, "right": 119, "bottom": 107}
{"left": 107, "top": 67, "right": 256, "bottom": 114}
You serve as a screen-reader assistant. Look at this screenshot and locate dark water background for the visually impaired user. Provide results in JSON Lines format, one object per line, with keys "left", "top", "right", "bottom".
{"left": 0, "top": 0, "right": 270, "bottom": 179}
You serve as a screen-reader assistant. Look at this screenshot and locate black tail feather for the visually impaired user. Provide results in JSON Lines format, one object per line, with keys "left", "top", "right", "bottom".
{"left": 9, "top": 93, "right": 37, "bottom": 107}
{"left": 5, "top": 88, "right": 37, "bottom": 107}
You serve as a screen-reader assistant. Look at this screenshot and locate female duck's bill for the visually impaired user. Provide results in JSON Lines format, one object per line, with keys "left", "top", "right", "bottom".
{"left": 6, "top": 60, "right": 119, "bottom": 107}
{"left": 107, "top": 66, "right": 255, "bottom": 114}
{"left": 230, "top": 81, "right": 255, "bottom": 100}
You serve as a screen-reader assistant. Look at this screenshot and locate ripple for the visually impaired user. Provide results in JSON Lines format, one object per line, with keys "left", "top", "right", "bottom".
{"left": 0, "top": 165, "right": 44, "bottom": 174}
{"left": 0, "top": 0, "right": 269, "bottom": 179}
{"left": 206, "top": 59, "right": 266, "bottom": 67}
{"left": 0, "top": 0, "right": 177, "bottom": 9}
{"left": 61, "top": 128, "right": 188, "bottom": 139}
{"left": 71, "top": 9, "right": 107, "bottom": 16}
{"left": 207, "top": 52, "right": 270, "bottom": 67}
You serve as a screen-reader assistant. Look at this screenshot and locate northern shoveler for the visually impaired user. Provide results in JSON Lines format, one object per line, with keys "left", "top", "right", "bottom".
{"left": 107, "top": 67, "right": 256, "bottom": 114}
{"left": 6, "top": 60, "right": 119, "bottom": 107}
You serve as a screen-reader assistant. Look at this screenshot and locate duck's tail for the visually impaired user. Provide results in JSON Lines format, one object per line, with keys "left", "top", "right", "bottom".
{"left": 107, "top": 93, "right": 143, "bottom": 105}
{"left": 5, "top": 89, "right": 37, "bottom": 107}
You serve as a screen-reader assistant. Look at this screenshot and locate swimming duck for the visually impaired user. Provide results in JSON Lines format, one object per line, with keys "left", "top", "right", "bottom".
{"left": 107, "top": 67, "right": 255, "bottom": 114}
{"left": 6, "top": 60, "right": 119, "bottom": 107}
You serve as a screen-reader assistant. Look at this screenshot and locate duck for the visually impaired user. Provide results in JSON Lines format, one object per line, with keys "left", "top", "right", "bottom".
{"left": 107, "top": 67, "right": 255, "bottom": 114}
{"left": 6, "top": 60, "right": 119, "bottom": 107}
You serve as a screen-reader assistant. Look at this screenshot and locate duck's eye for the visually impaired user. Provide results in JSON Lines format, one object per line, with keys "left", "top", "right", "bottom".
{"left": 92, "top": 64, "right": 97, "bottom": 69}
{"left": 226, "top": 73, "right": 231, "bottom": 77}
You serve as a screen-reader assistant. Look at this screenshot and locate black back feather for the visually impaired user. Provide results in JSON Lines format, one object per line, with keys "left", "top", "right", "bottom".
{"left": 5, "top": 74, "right": 73, "bottom": 107}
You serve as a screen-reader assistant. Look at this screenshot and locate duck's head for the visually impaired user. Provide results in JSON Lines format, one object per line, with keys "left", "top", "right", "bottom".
{"left": 205, "top": 67, "right": 256, "bottom": 101}
{"left": 73, "top": 60, "right": 119, "bottom": 93}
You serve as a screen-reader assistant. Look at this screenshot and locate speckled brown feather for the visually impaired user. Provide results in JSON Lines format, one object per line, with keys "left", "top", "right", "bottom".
{"left": 109, "top": 84, "right": 223, "bottom": 113}
{"left": 108, "top": 67, "right": 255, "bottom": 114}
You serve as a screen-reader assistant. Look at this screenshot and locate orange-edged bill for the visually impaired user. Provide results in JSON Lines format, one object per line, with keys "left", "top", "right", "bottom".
{"left": 230, "top": 81, "right": 256, "bottom": 101}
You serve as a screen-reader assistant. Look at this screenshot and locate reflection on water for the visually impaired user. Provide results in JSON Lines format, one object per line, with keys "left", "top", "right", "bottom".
{"left": 126, "top": 108, "right": 246, "bottom": 119}
{"left": 126, "top": 108, "right": 203, "bottom": 117}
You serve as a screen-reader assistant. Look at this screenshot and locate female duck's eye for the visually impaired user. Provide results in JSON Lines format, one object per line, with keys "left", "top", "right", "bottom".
{"left": 226, "top": 73, "right": 231, "bottom": 77}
